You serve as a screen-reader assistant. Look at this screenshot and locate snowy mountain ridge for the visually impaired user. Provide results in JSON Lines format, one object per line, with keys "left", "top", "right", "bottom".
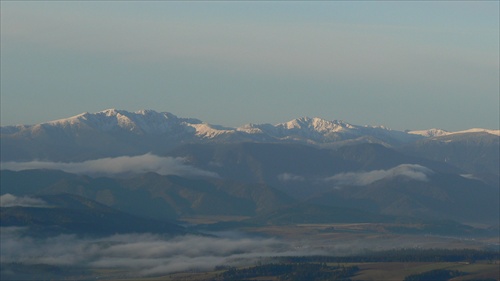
{"left": 2, "top": 109, "right": 498, "bottom": 145}
{"left": 36, "top": 109, "right": 202, "bottom": 135}
{"left": 408, "top": 128, "right": 500, "bottom": 137}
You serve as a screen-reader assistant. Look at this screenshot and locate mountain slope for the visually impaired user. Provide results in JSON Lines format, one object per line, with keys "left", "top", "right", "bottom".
{"left": 399, "top": 132, "right": 500, "bottom": 182}
{"left": 168, "top": 142, "right": 463, "bottom": 197}
{"left": 1, "top": 109, "right": 199, "bottom": 161}
{"left": 0, "top": 169, "right": 294, "bottom": 220}
{"left": 0, "top": 193, "right": 187, "bottom": 236}
{"left": 308, "top": 173, "right": 499, "bottom": 224}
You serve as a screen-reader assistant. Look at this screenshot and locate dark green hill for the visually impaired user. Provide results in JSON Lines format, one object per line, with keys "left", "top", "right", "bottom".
{"left": 2, "top": 141, "right": 497, "bottom": 226}
{"left": 169, "top": 142, "right": 351, "bottom": 184}
{"left": 169, "top": 143, "right": 461, "bottom": 183}
{"left": 0, "top": 170, "right": 293, "bottom": 220}
{"left": 0, "top": 193, "right": 187, "bottom": 236}
{"left": 309, "top": 173, "right": 499, "bottom": 224}
{"left": 335, "top": 143, "right": 461, "bottom": 173}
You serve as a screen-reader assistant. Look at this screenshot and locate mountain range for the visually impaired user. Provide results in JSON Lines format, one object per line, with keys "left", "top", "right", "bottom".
{"left": 1, "top": 108, "right": 498, "bottom": 161}
{"left": 1, "top": 109, "right": 499, "bottom": 235}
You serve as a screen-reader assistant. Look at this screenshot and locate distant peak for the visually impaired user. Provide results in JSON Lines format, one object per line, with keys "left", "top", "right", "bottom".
{"left": 282, "top": 116, "right": 352, "bottom": 128}
{"left": 407, "top": 128, "right": 449, "bottom": 137}
{"left": 135, "top": 109, "right": 157, "bottom": 115}
{"left": 100, "top": 108, "right": 121, "bottom": 115}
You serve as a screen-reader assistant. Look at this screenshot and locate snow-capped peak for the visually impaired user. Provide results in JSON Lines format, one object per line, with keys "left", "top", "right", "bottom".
{"left": 135, "top": 109, "right": 155, "bottom": 115}
{"left": 407, "top": 128, "right": 450, "bottom": 137}
{"left": 41, "top": 109, "right": 188, "bottom": 134}
{"left": 188, "top": 123, "right": 235, "bottom": 138}
{"left": 3, "top": 109, "right": 497, "bottom": 147}
{"left": 101, "top": 108, "right": 121, "bottom": 116}
{"left": 277, "top": 117, "right": 353, "bottom": 133}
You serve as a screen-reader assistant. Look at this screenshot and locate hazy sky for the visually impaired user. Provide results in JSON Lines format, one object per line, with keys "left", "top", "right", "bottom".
{"left": 1, "top": 1, "right": 499, "bottom": 131}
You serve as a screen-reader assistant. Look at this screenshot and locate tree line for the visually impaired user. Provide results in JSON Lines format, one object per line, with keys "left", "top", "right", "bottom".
{"left": 279, "top": 248, "right": 499, "bottom": 263}
{"left": 218, "top": 262, "right": 359, "bottom": 281}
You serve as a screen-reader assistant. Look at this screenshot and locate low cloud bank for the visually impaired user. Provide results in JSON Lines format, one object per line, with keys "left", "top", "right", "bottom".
{"left": 1, "top": 154, "right": 218, "bottom": 178}
{"left": 277, "top": 173, "right": 305, "bottom": 182}
{"left": 325, "top": 164, "right": 433, "bottom": 186}
{"left": 1, "top": 226, "right": 473, "bottom": 278}
{"left": 0, "top": 229, "right": 324, "bottom": 277}
{"left": 0, "top": 194, "right": 50, "bottom": 208}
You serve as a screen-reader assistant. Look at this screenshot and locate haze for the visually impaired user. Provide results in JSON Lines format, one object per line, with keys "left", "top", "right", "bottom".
{"left": 1, "top": 1, "right": 499, "bottom": 131}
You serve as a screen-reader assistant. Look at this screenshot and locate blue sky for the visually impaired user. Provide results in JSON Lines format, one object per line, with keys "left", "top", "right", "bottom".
{"left": 1, "top": 1, "right": 498, "bottom": 131}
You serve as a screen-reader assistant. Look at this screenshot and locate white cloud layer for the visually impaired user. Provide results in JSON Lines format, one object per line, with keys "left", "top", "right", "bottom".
{"left": 0, "top": 230, "right": 324, "bottom": 277}
{"left": 0, "top": 194, "right": 50, "bottom": 208}
{"left": 0, "top": 154, "right": 218, "bottom": 178}
{"left": 0, "top": 225, "right": 473, "bottom": 278}
{"left": 325, "top": 164, "right": 433, "bottom": 186}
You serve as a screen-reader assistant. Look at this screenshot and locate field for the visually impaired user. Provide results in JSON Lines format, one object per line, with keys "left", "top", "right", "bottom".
{"left": 243, "top": 223, "right": 498, "bottom": 252}
{"left": 107, "top": 261, "right": 499, "bottom": 281}
{"left": 352, "top": 261, "right": 499, "bottom": 281}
